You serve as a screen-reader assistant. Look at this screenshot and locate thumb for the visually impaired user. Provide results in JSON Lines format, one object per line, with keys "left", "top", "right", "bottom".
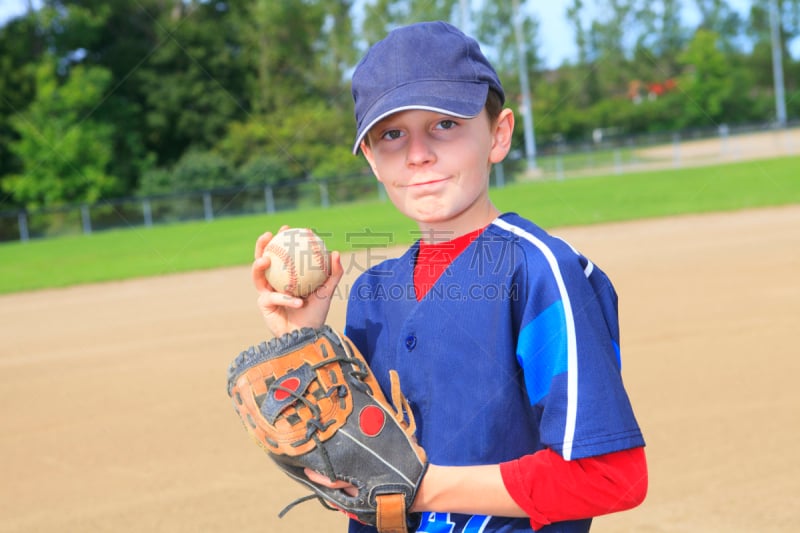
{"left": 313, "top": 250, "right": 344, "bottom": 300}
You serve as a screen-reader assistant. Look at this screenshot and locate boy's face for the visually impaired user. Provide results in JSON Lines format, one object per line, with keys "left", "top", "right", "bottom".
{"left": 360, "top": 108, "right": 513, "bottom": 234}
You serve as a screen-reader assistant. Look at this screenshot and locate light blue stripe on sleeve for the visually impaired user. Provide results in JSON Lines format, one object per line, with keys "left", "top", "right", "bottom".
{"left": 516, "top": 300, "right": 568, "bottom": 405}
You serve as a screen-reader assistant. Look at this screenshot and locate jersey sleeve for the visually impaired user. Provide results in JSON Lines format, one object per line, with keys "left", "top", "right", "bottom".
{"left": 504, "top": 222, "right": 644, "bottom": 460}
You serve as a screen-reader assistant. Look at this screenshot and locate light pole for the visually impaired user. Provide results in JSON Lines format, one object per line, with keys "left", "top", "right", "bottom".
{"left": 769, "top": 0, "right": 787, "bottom": 127}
{"left": 460, "top": 0, "right": 471, "bottom": 34}
{"left": 512, "top": 0, "right": 538, "bottom": 171}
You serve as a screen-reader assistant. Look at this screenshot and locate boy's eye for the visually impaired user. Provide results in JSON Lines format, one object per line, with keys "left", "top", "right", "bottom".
{"left": 381, "top": 129, "right": 403, "bottom": 140}
{"left": 436, "top": 119, "right": 457, "bottom": 130}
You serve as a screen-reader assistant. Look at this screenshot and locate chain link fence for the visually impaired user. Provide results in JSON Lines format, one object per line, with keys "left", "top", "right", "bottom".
{"left": 2, "top": 123, "right": 798, "bottom": 243}
{"left": 0, "top": 172, "right": 387, "bottom": 242}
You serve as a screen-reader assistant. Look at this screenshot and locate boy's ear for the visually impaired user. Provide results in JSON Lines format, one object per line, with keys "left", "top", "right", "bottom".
{"left": 360, "top": 139, "right": 372, "bottom": 160}
{"left": 489, "top": 109, "right": 515, "bottom": 164}
{"left": 360, "top": 140, "right": 381, "bottom": 180}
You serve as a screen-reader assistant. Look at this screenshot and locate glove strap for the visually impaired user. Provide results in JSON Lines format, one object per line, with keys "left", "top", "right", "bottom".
{"left": 388, "top": 370, "right": 417, "bottom": 434}
{"left": 375, "top": 493, "right": 408, "bottom": 533}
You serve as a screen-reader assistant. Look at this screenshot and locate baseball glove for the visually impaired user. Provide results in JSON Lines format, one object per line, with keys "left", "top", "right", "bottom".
{"left": 227, "top": 325, "right": 428, "bottom": 533}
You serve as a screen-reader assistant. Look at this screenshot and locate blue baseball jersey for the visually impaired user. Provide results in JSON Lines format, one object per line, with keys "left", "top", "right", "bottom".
{"left": 344, "top": 213, "right": 645, "bottom": 533}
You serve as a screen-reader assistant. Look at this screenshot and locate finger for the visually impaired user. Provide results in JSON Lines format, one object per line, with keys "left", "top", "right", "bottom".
{"left": 329, "top": 250, "right": 345, "bottom": 280}
{"left": 254, "top": 231, "right": 274, "bottom": 260}
{"left": 303, "top": 468, "right": 358, "bottom": 496}
{"left": 304, "top": 468, "right": 332, "bottom": 485}
{"left": 255, "top": 225, "right": 292, "bottom": 259}
{"left": 251, "top": 256, "right": 271, "bottom": 291}
{"left": 304, "top": 468, "right": 346, "bottom": 488}
{"left": 257, "top": 290, "right": 304, "bottom": 310}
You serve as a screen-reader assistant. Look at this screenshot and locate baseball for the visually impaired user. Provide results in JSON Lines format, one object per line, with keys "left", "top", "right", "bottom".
{"left": 263, "top": 228, "right": 331, "bottom": 298}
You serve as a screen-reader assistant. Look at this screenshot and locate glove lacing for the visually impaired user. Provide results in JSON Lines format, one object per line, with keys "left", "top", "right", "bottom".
{"left": 275, "top": 330, "right": 418, "bottom": 520}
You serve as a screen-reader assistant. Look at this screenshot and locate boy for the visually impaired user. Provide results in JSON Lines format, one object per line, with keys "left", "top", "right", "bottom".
{"left": 252, "top": 21, "right": 647, "bottom": 533}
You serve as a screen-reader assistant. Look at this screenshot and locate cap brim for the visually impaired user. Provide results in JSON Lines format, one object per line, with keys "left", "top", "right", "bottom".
{"left": 352, "top": 81, "right": 489, "bottom": 154}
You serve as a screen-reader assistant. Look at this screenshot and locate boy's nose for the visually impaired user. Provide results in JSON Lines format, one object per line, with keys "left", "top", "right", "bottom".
{"left": 405, "top": 134, "right": 436, "bottom": 167}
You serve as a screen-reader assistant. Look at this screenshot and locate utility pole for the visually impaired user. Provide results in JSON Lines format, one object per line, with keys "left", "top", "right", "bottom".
{"left": 460, "top": 0, "right": 471, "bottom": 35}
{"left": 769, "top": 0, "right": 787, "bottom": 127}
{"left": 512, "top": 0, "right": 538, "bottom": 171}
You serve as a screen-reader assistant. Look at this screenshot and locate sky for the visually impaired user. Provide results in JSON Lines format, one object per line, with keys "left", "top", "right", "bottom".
{"left": 0, "top": 0, "right": 794, "bottom": 68}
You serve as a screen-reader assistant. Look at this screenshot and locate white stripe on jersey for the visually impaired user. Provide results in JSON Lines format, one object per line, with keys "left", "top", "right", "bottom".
{"left": 492, "top": 218, "right": 579, "bottom": 460}
{"left": 554, "top": 235, "right": 594, "bottom": 277}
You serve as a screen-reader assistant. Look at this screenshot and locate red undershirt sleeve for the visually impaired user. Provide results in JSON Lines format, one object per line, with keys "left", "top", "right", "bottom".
{"left": 499, "top": 447, "right": 648, "bottom": 531}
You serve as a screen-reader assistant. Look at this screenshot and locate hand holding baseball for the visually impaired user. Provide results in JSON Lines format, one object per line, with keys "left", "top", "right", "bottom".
{"left": 263, "top": 227, "right": 331, "bottom": 298}
{"left": 252, "top": 226, "right": 343, "bottom": 337}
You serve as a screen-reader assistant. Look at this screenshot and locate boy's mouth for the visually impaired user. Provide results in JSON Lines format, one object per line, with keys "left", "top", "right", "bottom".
{"left": 406, "top": 176, "right": 449, "bottom": 188}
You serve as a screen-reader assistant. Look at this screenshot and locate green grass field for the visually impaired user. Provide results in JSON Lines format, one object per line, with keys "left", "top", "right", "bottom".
{"left": 2, "top": 155, "right": 798, "bottom": 295}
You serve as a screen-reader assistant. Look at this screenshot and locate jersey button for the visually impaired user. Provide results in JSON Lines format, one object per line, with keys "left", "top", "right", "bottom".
{"left": 404, "top": 335, "right": 417, "bottom": 351}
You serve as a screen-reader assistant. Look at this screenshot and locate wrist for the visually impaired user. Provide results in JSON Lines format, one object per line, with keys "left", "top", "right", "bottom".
{"left": 410, "top": 463, "right": 527, "bottom": 517}
{"left": 411, "top": 463, "right": 439, "bottom": 513}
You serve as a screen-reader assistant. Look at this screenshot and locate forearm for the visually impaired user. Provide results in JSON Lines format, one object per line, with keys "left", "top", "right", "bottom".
{"left": 410, "top": 447, "right": 647, "bottom": 528}
{"left": 411, "top": 463, "right": 527, "bottom": 517}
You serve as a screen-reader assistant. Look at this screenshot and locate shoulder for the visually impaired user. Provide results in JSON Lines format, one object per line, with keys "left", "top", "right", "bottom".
{"left": 487, "top": 213, "right": 579, "bottom": 263}
{"left": 488, "top": 213, "right": 611, "bottom": 296}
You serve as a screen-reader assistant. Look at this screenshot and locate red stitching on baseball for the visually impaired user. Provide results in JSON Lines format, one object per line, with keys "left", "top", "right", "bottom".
{"left": 266, "top": 240, "right": 297, "bottom": 295}
{"left": 306, "top": 229, "right": 328, "bottom": 281}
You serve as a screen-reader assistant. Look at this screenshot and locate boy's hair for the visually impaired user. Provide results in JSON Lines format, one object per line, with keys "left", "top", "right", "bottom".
{"left": 351, "top": 21, "right": 505, "bottom": 155}
{"left": 485, "top": 89, "right": 504, "bottom": 124}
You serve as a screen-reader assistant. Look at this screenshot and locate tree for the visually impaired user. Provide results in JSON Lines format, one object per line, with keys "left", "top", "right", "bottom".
{"left": 134, "top": 1, "right": 249, "bottom": 166}
{"left": 566, "top": 0, "right": 590, "bottom": 65}
{"left": 586, "top": 0, "right": 641, "bottom": 97}
{"left": 229, "top": 0, "right": 355, "bottom": 112}
{"left": 564, "top": 0, "right": 604, "bottom": 107}
{"left": 473, "top": 1, "right": 542, "bottom": 166}
{"left": 236, "top": 155, "right": 293, "bottom": 187}
{"left": 473, "top": 1, "right": 542, "bottom": 76}
{"left": 14, "top": 1, "right": 156, "bottom": 191}
{"left": 3, "top": 57, "right": 121, "bottom": 209}
{"left": 635, "top": 0, "right": 688, "bottom": 78}
{"left": 361, "top": 0, "right": 459, "bottom": 45}
{"left": 745, "top": 0, "right": 799, "bottom": 84}
{"left": 216, "top": 0, "right": 361, "bottom": 183}
{"left": 169, "top": 150, "right": 236, "bottom": 193}
{"left": 0, "top": 13, "right": 44, "bottom": 196}
{"left": 693, "top": 0, "right": 744, "bottom": 54}
{"left": 674, "top": 29, "right": 736, "bottom": 127}
{"left": 235, "top": 0, "right": 324, "bottom": 115}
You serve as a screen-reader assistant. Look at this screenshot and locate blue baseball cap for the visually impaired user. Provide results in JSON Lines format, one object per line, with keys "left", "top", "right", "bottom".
{"left": 351, "top": 21, "right": 505, "bottom": 154}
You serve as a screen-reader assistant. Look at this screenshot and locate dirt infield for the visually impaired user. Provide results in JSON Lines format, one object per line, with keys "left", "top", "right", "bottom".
{"left": 1, "top": 204, "right": 799, "bottom": 532}
{"left": 637, "top": 127, "right": 800, "bottom": 167}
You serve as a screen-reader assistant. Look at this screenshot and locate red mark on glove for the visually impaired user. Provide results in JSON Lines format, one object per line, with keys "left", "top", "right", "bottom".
{"left": 273, "top": 377, "right": 301, "bottom": 401}
{"left": 359, "top": 406, "right": 386, "bottom": 437}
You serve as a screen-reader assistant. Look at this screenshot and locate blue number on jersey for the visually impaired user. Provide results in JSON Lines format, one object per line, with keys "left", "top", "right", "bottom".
{"left": 418, "top": 512, "right": 492, "bottom": 533}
